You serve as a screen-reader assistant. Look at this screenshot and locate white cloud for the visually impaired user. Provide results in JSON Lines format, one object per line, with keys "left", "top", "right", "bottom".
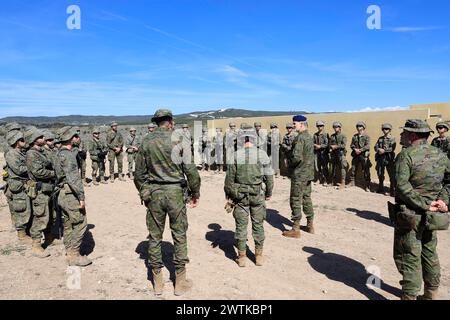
{"left": 388, "top": 26, "right": 444, "bottom": 33}
{"left": 347, "top": 106, "right": 408, "bottom": 113}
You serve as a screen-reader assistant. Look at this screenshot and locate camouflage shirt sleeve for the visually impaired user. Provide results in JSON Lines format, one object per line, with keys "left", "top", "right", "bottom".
{"left": 290, "top": 134, "right": 304, "bottom": 168}
{"left": 26, "top": 150, "right": 55, "bottom": 180}
{"left": 361, "top": 135, "right": 370, "bottom": 152}
{"left": 395, "top": 151, "right": 429, "bottom": 211}
{"left": 437, "top": 158, "right": 450, "bottom": 204}
{"left": 182, "top": 162, "right": 201, "bottom": 199}
{"left": 320, "top": 134, "right": 329, "bottom": 149}
{"left": 338, "top": 135, "right": 347, "bottom": 150}
{"left": 5, "top": 150, "right": 27, "bottom": 177}
{"left": 224, "top": 162, "right": 238, "bottom": 199}
{"left": 133, "top": 147, "right": 149, "bottom": 191}
{"left": 260, "top": 151, "right": 274, "bottom": 198}
{"left": 61, "top": 150, "right": 85, "bottom": 201}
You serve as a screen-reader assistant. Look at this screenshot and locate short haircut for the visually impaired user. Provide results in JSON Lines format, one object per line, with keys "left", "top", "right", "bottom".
{"left": 156, "top": 116, "right": 173, "bottom": 127}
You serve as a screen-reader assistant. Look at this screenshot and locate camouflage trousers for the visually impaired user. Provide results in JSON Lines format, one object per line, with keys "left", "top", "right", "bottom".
{"left": 58, "top": 191, "right": 87, "bottom": 252}
{"left": 376, "top": 159, "right": 395, "bottom": 187}
{"left": 394, "top": 216, "right": 440, "bottom": 296}
{"left": 315, "top": 153, "right": 329, "bottom": 184}
{"left": 350, "top": 156, "right": 371, "bottom": 184}
{"left": 233, "top": 189, "right": 266, "bottom": 251}
{"left": 7, "top": 189, "right": 31, "bottom": 232}
{"left": 290, "top": 180, "right": 314, "bottom": 222}
{"left": 4, "top": 188, "right": 15, "bottom": 228}
{"left": 79, "top": 157, "right": 86, "bottom": 180}
{"left": 127, "top": 153, "right": 136, "bottom": 174}
{"left": 30, "top": 191, "right": 51, "bottom": 240}
{"left": 330, "top": 155, "right": 348, "bottom": 184}
{"left": 108, "top": 151, "right": 123, "bottom": 176}
{"left": 91, "top": 160, "right": 106, "bottom": 180}
{"left": 145, "top": 185, "right": 189, "bottom": 272}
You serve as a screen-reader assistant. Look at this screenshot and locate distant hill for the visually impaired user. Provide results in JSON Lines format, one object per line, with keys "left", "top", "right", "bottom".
{"left": 0, "top": 108, "right": 309, "bottom": 127}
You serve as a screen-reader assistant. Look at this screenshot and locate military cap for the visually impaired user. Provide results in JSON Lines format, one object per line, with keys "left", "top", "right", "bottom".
{"left": 400, "top": 119, "right": 434, "bottom": 133}
{"left": 148, "top": 123, "right": 157, "bottom": 128}
{"left": 74, "top": 126, "right": 81, "bottom": 132}
{"left": 44, "top": 131, "right": 56, "bottom": 141}
{"left": 4, "top": 122, "right": 21, "bottom": 132}
{"left": 23, "top": 129, "right": 34, "bottom": 145}
{"left": 182, "top": 124, "right": 189, "bottom": 129}
{"left": 316, "top": 120, "right": 325, "bottom": 127}
{"left": 333, "top": 122, "right": 342, "bottom": 128}
{"left": 202, "top": 127, "right": 208, "bottom": 132}
{"left": 152, "top": 109, "right": 173, "bottom": 123}
{"left": 382, "top": 123, "right": 393, "bottom": 130}
{"left": 240, "top": 123, "right": 251, "bottom": 130}
{"left": 293, "top": 116, "right": 307, "bottom": 123}
{"left": 216, "top": 127, "right": 223, "bottom": 131}
{"left": 110, "top": 122, "right": 118, "bottom": 127}
{"left": 129, "top": 127, "right": 137, "bottom": 132}
{"left": 356, "top": 122, "right": 367, "bottom": 129}
{"left": 254, "top": 122, "right": 262, "bottom": 127}
{"left": 229, "top": 122, "right": 236, "bottom": 128}
{"left": 57, "top": 126, "right": 79, "bottom": 142}
{"left": 27, "top": 128, "right": 45, "bottom": 144}
{"left": 270, "top": 123, "right": 278, "bottom": 128}
{"left": 92, "top": 127, "right": 101, "bottom": 134}
{"left": 436, "top": 122, "right": 449, "bottom": 130}
{"left": 286, "top": 123, "right": 294, "bottom": 129}
{"left": 239, "top": 127, "right": 257, "bottom": 139}
{"left": 6, "top": 131, "right": 24, "bottom": 147}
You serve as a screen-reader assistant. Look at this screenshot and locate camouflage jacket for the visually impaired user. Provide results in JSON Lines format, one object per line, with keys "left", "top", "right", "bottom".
{"left": 374, "top": 134, "right": 396, "bottom": 162}
{"left": 267, "top": 129, "right": 281, "bottom": 149}
{"left": 313, "top": 132, "right": 329, "bottom": 154}
{"left": 54, "top": 147, "right": 85, "bottom": 201}
{"left": 224, "top": 146, "right": 274, "bottom": 199}
{"left": 256, "top": 130, "right": 267, "bottom": 150}
{"left": 395, "top": 141, "right": 450, "bottom": 212}
{"left": 43, "top": 146, "right": 58, "bottom": 167}
{"left": 224, "top": 129, "right": 238, "bottom": 151}
{"left": 88, "top": 138, "right": 108, "bottom": 161}
{"left": 288, "top": 130, "right": 315, "bottom": 182}
{"left": 431, "top": 136, "right": 450, "bottom": 159}
{"left": 106, "top": 130, "right": 124, "bottom": 151}
{"left": 213, "top": 133, "right": 224, "bottom": 147}
{"left": 281, "top": 131, "right": 298, "bottom": 154}
{"left": 126, "top": 134, "right": 140, "bottom": 153}
{"left": 350, "top": 134, "right": 370, "bottom": 158}
{"left": 5, "top": 148, "right": 28, "bottom": 180}
{"left": 329, "top": 132, "right": 347, "bottom": 157}
{"left": 26, "top": 146, "right": 55, "bottom": 183}
{"left": 199, "top": 133, "right": 212, "bottom": 151}
{"left": 134, "top": 127, "right": 201, "bottom": 199}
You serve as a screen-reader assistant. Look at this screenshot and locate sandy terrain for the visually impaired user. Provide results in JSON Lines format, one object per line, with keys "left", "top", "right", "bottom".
{"left": 0, "top": 156, "right": 449, "bottom": 300}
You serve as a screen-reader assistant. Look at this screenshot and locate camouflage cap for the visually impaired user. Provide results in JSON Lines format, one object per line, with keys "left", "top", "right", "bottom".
{"left": 148, "top": 123, "right": 157, "bottom": 128}
{"left": 182, "top": 124, "right": 189, "bottom": 129}
{"left": 240, "top": 123, "right": 251, "bottom": 130}
{"left": 254, "top": 122, "right": 262, "bottom": 127}
{"left": 74, "top": 126, "right": 81, "bottom": 132}
{"left": 401, "top": 119, "right": 434, "bottom": 133}
{"left": 316, "top": 120, "right": 325, "bottom": 127}
{"left": 202, "top": 127, "right": 208, "bottom": 132}
{"left": 57, "top": 126, "right": 79, "bottom": 142}
{"left": 216, "top": 127, "right": 223, "bottom": 131}
{"left": 333, "top": 122, "right": 342, "bottom": 128}
{"left": 23, "top": 129, "right": 34, "bottom": 145}
{"left": 44, "top": 131, "right": 56, "bottom": 141}
{"left": 229, "top": 122, "right": 236, "bottom": 128}
{"left": 92, "top": 127, "right": 101, "bottom": 134}
{"left": 356, "top": 122, "right": 367, "bottom": 129}
{"left": 129, "top": 127, "right": 137, "bottom": 132}
{"left": 382, "top": 123, "right": 393, "bottom": 130}
{"left": 239, "top": 127, "right": 257, "bottom": 139}
{"left": 110, "top": 122, "right": 118, "bottom": 127}
{"left": 6, "top": 131, "right": 24, "bottom": 147}
{"left": 4, "top": 122, "right": 21, "bottom": 132}
{"left": 270, "top": 123, "right": 278, "bottom": 128}
{"left": 286, "top": 123, "right": 294, "bottom": 129}
{"left": 28, "top": 128, "right": 45, "bottom": 144}
{"left": 152, "top": 109, "right": 173, "bottom": 123}
{"left": 436, "top": 121, "right": 449, "bottom": 130}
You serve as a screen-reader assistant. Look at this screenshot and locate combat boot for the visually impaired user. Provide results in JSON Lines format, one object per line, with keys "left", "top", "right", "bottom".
{"left": 401, "top": 294, "right": 416, "bottom": 300}
{"left": 152, "top": 269, "right": 164, "bottom": 296}
{"left": 255, "top": 249, "right": 264, "bottom": 266}
{"left": 118, "top": 174, "right": 126, "bottom": 182}
{"left": 110, "top": 175, "right": 115, "bottom": 183}
{"left": 101, "top": 177, "right": 108, "bottom": 184}
{"left": 349, "top": 180, "right": 355, "bottom": 187}
{"left": 305, "top": 219, "right": 315, "bottom": 234}
{"left": 31, "top": 239, "right": 50, "bottom": 258}
{"left": 236, "top": 250, "right": 247, "bottom": 267}
{"left": 418, "top": 287, "right": 438, "bottom": 300}
{"left": 282, "top": 222, "right": 301, "bottom": 238}
{"left": 339, "top": 180, "right": 346, "bottom": 190}
{"left": 174, "top": 269, "right": 193, "bottom": 296}
{"left": 67, "top": 249, "right": 92, "bottom": 267}
{"left": 43, "top": 232, "right": 55, "bottom": 247}
{"left": 17, "top": 230, "right": 32, "bottom": 244}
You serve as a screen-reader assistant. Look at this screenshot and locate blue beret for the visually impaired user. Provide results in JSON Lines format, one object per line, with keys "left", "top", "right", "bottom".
{"left": 293, "top": 115, "right": 307, "bottom": 122}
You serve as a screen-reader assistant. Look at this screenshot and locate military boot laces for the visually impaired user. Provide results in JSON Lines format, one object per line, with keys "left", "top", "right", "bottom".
{"left": 174, "top": 269, "right": 193, "bottom": 296}
{"left": 236, "top": 250, "right": 246, "bottom": 267}
{"left": 152, "top": 269, "right": 164, "bottom": 296}
{"left": 31, "top": 239, "right": 50, "bottom": 258}
{"left": 255, "top": 249, "right": 264, "bottom": 266}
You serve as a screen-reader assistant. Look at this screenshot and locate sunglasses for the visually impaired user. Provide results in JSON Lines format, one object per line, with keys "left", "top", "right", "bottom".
{"left": 437, "top": 126, "right": 447, "bottom": 130}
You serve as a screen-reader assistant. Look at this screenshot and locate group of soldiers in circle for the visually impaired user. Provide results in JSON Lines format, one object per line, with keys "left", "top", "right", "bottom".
{"left": 1, "top": 111, "right": 449, "bottom": 299}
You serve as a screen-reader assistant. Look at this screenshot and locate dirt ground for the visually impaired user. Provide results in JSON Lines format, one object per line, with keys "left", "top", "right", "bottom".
{"left": 0, "top": 156, "right": 449, "bottom": 300}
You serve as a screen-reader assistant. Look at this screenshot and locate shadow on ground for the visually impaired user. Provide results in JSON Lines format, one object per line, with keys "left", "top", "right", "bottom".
{"left": 265, "top": 209, "right": 292, "bottom": 232}
{"left": 346, "top": 208, "right": 392, "bottom": 227}
{"left": 135, "top": 240, "right": 176, "bottom": 285}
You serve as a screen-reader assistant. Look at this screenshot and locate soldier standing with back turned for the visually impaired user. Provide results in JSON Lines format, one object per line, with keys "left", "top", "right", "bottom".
{"left": 134, "top": 109, "right": 201, "bottom": 297}
{"left": 375, "top": 123, "right": 396, "bottom": 196}
{"left": 392, "top": 119, "right": 449, "bottom": 300}
{"left": 224, "top": 124, "right": 274, "bottom": 267}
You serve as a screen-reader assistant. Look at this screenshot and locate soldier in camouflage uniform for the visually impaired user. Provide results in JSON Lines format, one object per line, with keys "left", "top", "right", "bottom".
{"left": 213, "top": 128, "right": 224, "bottom": 173}
{"left": 134, "top": 109, "right": 201, "bottom": 296}
{"left": 147, "top": 123, "right": 156, "bottom": 134}
{"left": 349, "top": 122, "right": 371, "bottom": 192}
{"left": 225, "top": 125, "right": 273, "bottom": 267}
{"left": 375, "top": 123, "right": 397, "bottom": 196}
{"left": 283, "top": 115, "right": 316, "bottom": 238}
{"left": 106, "top": 122, "right": 125, "bottom": 182}
{"left": 329, "top": 122, "right": 348, "bottom": 189}
{"left": 431, "top": 122, "right": 450, "bottom": 159}
{"left": 126, "top": 127, "right": 140, "bottom": 179}
{"left": 393, "top": 119, "right": 449, "bottom": 300}
{"left": 73, "top": 127, "right": 89, "bottom": 187}
{"left": 5, "top": 131, "right": 32, "bottom": 243}
{"left": 224, "top": 122, "right": 238, "bottom": 168}
{"left": 280, "top": 123, "right": 297, "bottom": 177}
{"left": 199, "top": 128, "right": 212, "bottom": 171}
{"left": 43, "top": 131, "right": 57, "bottom": 166}
{"left": 313, "top": 121, "right": 330, "bottom": 186}
{"left": 88, "top": 128, "right": 108, "bottom": 186}
{"left": 54, "top": 126, "right": 92, "bottom": 267}
{"left": 267, "top": 123, "right": 281, "bottom": 178}
{"left": 254, "top": 122, "right": 267, "bottom": 152}
{"left": 26, "top": 128, "right": 56, "bottom": 258}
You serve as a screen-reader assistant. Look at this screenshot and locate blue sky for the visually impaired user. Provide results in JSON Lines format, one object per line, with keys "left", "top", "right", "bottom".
{"left": 0, "top": 0, "right": 449, "bottom": 116}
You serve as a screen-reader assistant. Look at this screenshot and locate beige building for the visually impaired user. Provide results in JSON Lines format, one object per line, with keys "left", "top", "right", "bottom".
{"left": 207, "top": 103, "right": 450, "bottom": 183}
